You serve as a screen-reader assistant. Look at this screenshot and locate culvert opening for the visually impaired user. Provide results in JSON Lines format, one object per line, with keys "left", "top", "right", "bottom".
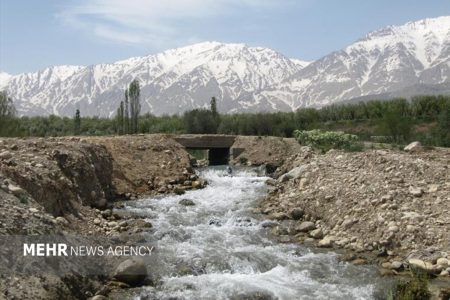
{"left": 187, "top": 148, "right": 230, "bottom": 166}
{"left": 208, "top": 148, "right": 230, "bottom": 165}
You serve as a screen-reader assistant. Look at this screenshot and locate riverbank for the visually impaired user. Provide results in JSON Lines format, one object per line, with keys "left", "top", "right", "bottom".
{"left": 256, "top": 144, "right": 450, "bottom": 297}
{"left": 1, "top": 134, "right": 449, "bottom": 299}
{"left": 0, "top": 134, "right": 201, "bottom": 299}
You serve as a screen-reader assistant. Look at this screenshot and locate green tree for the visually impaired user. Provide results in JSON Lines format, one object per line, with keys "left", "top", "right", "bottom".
{"left": 380, "top": 108, "right": 412, "bottom": 143}
{"left": 74, "top": 109, "right": 81, "bottom": 135}
{"left": 115, "top": 101, "right": 124, "bottom": 134}
{"left": 128, "top": 79, "right": 141, "bottom": 134}
{"left": 433, "top": 105, "right": 450, "bottom": 146}
{"left": 124, "top": 90, "right": 130, "bottom": 134}
{"left": 0, "top": 91, "right": 17, "bottom": 136}
{"left": 210, "top": 97, "right": 218, "bottom": 117}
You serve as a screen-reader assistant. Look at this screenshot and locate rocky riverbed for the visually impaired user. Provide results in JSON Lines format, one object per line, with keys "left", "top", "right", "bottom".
{"left": 1, "top": 135, "right": 449, "bottom": 299}
{"left": 257, "top": 144, "right": 450, "bottom": 297}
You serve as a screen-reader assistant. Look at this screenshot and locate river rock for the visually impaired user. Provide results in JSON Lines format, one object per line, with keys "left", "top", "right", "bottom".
{"left": 270, "top": 212, "right": 287, "bottom": 220}
{"left": 296, "top": 221, "right": 315, "bottom": 232}
{"left": 192, "top": 181, "right": 202, "bottom": 189}
{"left": 428, "top": 184, "right": 439, "bottom": 193}
{"left": 133, "top": 219, "right": 152, "bottom": 229}
{"left": 278, "top": 165, "right": 308, "bottom": 182}
{"left": 437, "top": 258, "right": 449, "bottom": 267}
{"left": 409, "top": 187, "right": 424, "bottom": 197}
{"left": 404, "top": 141, "right": 423, "bottom": 152}
{"left": 265, "top": 178, "right": 277, "bottom": 186}
{"left": 260, "top": 220, "right": 279, "bottom": 228}
{"left": 408, "top": 258, "right": 436, "bottom": 274}
{"left": 113, "top": 258, "right": 147, "bottom": 286}
{"left": 90, "top": 296, "right": 108, "bottom": 300}
{"left": 352, "top": 258, "right": 366, "bottom": 265}
{"left": 101, "top": 209, "right": 112, "bottom": 218}
{"left": 289, "top": 208, "right": 304, "bottom": 220}
{"left": 173, "top": 186, "right": 185, "bottom": 195}
{"left": 7, "top": 184, "right": 25, "bottom": 196}
{"left": 318, "top": 236, "right": 333, "bottom": 248}
{"left": 0, "top": 151, "right": 12, "bottom": 160}
{"left": 309, "top": 228, "right": 324, "bottom": 239}
{"left": 179, "top": 199, "right": 195, "bottom": 206}
{"left": 391, "top": 261, "right": 403, "bottom": 270}
{"left": 56, "top": 216, "right": 69, "bottom": 226}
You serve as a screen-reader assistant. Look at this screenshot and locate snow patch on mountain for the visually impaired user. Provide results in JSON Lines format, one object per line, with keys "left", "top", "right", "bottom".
{"left": 2, "top": 16, "right": 450, "bottom": 117}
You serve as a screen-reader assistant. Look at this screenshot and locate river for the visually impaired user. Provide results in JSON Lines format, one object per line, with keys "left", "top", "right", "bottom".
{"left": 120, "top": 166, "right": 386, "bottom": 300}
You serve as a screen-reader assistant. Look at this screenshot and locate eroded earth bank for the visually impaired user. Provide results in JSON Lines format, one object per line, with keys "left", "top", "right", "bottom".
{"left": 0, "top": 134, "right": 449, "bottom": 299}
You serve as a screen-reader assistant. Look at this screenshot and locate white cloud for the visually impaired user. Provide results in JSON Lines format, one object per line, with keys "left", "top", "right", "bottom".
{"left": 58, "top": 0, "right": 287, "bottom": 48}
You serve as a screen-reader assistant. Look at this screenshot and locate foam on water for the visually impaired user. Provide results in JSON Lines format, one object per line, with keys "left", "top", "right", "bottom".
{"left": 123, "top": 167, "right": 385, "bottom": 300}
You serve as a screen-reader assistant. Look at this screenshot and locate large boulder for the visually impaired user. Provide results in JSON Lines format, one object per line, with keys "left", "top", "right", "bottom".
{"left": 404, "top": 141, "right": 423, "bottom": 152}
{"left": 113, "top": 258, "right": 147, "bottom": 286}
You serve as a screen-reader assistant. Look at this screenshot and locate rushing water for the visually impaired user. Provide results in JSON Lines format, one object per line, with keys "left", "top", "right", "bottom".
{"left": 121, "top": 167, "right": 386, "bottom": 300}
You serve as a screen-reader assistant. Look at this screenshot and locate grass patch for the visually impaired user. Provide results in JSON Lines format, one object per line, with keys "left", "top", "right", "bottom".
{"left": 387, "top": 270, "right": 431, "bottom": 300}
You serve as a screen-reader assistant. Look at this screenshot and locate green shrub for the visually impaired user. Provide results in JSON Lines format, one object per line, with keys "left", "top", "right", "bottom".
{"left": 239, "top": 157, "right": 248, "bottom": 165}
{"left": 294, "top": 129, "right": 361, "bottom": 152}
{"left": 387, "top": 270, "right": 430, "bottom": 300}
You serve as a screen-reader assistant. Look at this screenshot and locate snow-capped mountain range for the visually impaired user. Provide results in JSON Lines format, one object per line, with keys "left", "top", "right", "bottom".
{"left": 1, "top": 16, "right": 450, "bottom": 117}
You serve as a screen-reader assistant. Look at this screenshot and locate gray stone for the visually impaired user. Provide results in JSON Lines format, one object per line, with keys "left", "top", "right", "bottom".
{"left": 309, "top": 228, "right": 324, "bottom": 239}
{"left": 296, "top": 221, "right": 316, "bottom": 233}
{"left": 174, "top": 186, "right": 185, "bottom": 195}
{"left": 56, "top": 216, "right": 69, "bottom": 226}
{"left": 108, "top": 221, "right": 118, "bottom": 228}
{"left": 192, "top": 181, "right": 202, "bottom": 189}
{"left": 290, "top": 208, "right": 304, "bottom": 220}
{"left": 409, "top": 187, "right": 424, "bottom": 197}
{"left": 179, "top": 199, "right": 195, "bottom": 206}
{"left": 404, "top": 141, "right": 423, "bottom": 152}
{"left": 318, "top": 236, "right": 333, "bottom": 248}
{"left": 7, "top": 184, "right": 25, "bottom": 196}
{"left": 0, "top": 151, "right": 12, "bottom": 160}
{"left": 113, "top": 258, "right": 147, "bottom": 286}
{"left": 408, "top": 258, "right": 437, "bottom": 274}
{"left": 278, "top": 165, "right": 309, "bottom": 182}
{"left": 437, "top": 258, "right": 449, "bottom": 267}
{"left": 391, "top": 261, "right": 403, "bottom": 270}
{"left": 260, "top": 220, "right": 279, "bottom": 228}
{"left": 91, "top": 296, "right": 108, "bottom": 300}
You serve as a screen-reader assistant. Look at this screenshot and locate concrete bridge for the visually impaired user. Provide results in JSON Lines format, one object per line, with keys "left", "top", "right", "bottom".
{"left": 173, "top": 135, "right": 238, "bottom": 165}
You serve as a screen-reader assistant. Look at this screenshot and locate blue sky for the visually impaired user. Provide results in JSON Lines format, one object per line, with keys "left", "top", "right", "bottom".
{"left": 1, "top": 0, "right": 449, "bottom": 74}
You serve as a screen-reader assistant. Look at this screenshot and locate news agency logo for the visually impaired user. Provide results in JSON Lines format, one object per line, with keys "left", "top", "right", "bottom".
{"left": 23, "top": 243, "right": 153, "bottom": 257}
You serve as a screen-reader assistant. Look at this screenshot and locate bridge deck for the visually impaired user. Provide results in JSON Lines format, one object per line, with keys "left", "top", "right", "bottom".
{"left": 173, "top": 135, "right": 236, "bottom": 149}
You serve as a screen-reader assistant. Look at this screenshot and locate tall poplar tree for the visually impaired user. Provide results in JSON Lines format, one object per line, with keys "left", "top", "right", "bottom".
{"left": 124, "top": 90, "right": 130, "bottom": 134}
{"left": 116, "top": 101, "right": 124, "bottom": 134}
{"left": 74, "top": 109, "right": 81, "bottom": 135}
{"left": 128, "top": 79, "right": 141, "bottom": 134}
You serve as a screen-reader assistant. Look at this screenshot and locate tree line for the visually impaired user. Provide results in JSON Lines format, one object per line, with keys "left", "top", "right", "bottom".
{"left": 0, "top": 87, "right": 449, "bottom": 147}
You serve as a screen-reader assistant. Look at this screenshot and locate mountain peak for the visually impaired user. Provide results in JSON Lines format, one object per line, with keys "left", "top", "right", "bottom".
{"left": 0, "top": 72, "right": 12, "bottom": 90}
{"left": 2, "top": 17, "right": 450, "bottom": 117}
